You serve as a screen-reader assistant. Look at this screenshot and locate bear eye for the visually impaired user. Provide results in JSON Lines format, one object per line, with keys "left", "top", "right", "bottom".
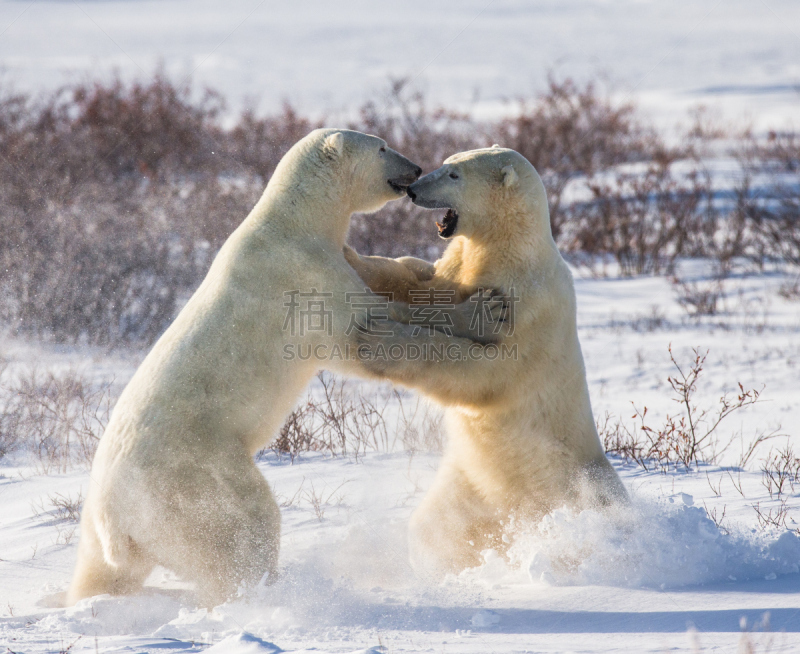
{"left": 449, "top": 172, "right": 459, "bottom": 179}
{"left": 379, "top": 146, "right": 386, "bottom": 153}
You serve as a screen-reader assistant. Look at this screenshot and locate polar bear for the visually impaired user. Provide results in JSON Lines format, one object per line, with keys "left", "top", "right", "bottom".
{"left": 347, "top": 147, "right": 628, "bottom": 576}
{"left": 67, "top": 129, "right": 499, "bottom": 607}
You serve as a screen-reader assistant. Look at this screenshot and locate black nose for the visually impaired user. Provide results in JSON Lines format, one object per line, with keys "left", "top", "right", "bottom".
{"left": 407, "top": 187, "right": 416, "bottom": 201}
{"left": 414, "top": 165, "right": 422, "bottom": 178}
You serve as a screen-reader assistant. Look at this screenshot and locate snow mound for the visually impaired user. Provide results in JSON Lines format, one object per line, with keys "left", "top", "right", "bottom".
{"left": 205, "top": 632, "right": 282, "bottom": 653}
{"left": 37, "top": 592, "right": 184, "bottom": 636}
{"left": 203, "top": 633, "right": 387, "bottom": 654}
{"left": 471, "top": 609, "right": 501, "bottom": 627}
{"left": 461, "top": 495, "right": 800, "bottom": 589}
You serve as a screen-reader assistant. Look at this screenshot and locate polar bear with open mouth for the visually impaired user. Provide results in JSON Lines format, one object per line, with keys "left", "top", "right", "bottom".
{"left": 347, "top": 146, "right": 628, "bottom": 575}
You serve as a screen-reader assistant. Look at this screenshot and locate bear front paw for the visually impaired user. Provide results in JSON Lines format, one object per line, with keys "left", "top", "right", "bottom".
{"left": 455, "top": 287, "right": 512, "bottom": 345}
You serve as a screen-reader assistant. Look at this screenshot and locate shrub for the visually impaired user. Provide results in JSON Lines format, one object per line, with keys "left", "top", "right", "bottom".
{"left": 264, "top": 372, "right": 443, "bottom": 462}
{"left": 734, "top": 130, "right": 800, "bottom": 268}
{"left": 0, "top": 366, "right": 114, "bottom": 472}
{"left": 0, "top": 194, "right": 194, "bottom": 344}
{"left": 491, "top": 76, "right": 666, "bottom": 239}
{"left": 600, "top": 345, "right": 762, "bottom": 471}
{"left": 671, "top": 276, "right": 725, "bottom": 318}
{"left": 228, "top": 103, "right": 319, "bottom": 184}
{"left": 0, "top": 71, "right": 798, "bottom": 345}
{"left": 57, "top": 72, "right": 223, "bottom": 183}
{"left": 565, "top": 164, "right": 714, "bottom": 275}
{"left": 0, "top": 75, "right": 255, "bottom": 345}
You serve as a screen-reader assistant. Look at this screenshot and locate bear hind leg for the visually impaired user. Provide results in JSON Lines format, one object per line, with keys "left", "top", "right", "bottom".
{"left": 409, "top": 464, "right": 499, "bottom": 578}
{"left": 67, "top": 515, "right": 152, "bottom": 605}
{"left": 150, "top": 464, "right": 281, "bottom": 607}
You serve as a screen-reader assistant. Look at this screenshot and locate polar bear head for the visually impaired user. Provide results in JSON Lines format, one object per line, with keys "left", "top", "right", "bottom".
{"left": 270, "top": 128, "right": 422, "bottom": 215}
{"left": 407, "top": 147, "right": 550, "bottom": 244}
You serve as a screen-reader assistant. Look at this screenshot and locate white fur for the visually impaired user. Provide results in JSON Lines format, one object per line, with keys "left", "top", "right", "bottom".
{"left": 67, "top": 128, "right": 417, "bottom": 606}
{"left": 355, "top": 147, "right": 628, "bottom": 576}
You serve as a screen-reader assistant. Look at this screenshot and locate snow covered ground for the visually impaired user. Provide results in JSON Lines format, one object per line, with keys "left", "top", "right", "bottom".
{"left": 2, "top": 263, "right": 800, "bottom": 653}
{"left": 1, "top": 0, "right": 799, "bottom": 132}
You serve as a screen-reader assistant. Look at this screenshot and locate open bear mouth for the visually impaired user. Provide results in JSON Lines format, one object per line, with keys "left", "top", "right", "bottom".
{"left": 436, "top": 208, "right": 459, "bottom": 238}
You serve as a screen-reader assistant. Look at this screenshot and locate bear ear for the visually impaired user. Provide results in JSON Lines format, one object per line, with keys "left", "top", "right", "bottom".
{"left": 324, "top": 132, "right": 344, "bottom": 158}
{"left": 501, "top": 164, "right": 518, "bottom": 188}
{"left": 491, "top": 144, "right": 501, "bottom": 149}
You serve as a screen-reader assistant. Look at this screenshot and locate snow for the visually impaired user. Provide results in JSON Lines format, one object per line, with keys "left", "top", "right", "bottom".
{"left": 1, "top": 0, "right": 799, "bottom": 132}
{"left": 477, "top": 496, "right": 800, "bottom": 589}
{"left": 1, "top": 264, "right": 799, "bottom": 653}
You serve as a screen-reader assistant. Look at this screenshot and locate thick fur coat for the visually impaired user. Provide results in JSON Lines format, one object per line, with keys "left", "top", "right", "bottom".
{"left": 68, "top": 129, "right": 423, "bottom": 606}
{"left": 348, "top": 147, "right": 627, "bottom": 575}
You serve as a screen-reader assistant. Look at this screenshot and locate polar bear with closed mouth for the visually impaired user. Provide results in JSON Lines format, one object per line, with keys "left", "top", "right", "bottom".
{"left": 347, "top": 146, "right": 628, "bottom": 576}
{"left": 67, "top": 129, "right": 500, "bottom": 607}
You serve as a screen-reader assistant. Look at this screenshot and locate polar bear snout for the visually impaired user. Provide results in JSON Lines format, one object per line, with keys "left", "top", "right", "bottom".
{"left": 385, "top": 150, "right": 422, "bottom": 194}
{"left": 406, "top": 176, "right": 452, "bottom": 209}
{"left": 388, "top": 170, "right": 421, "bottom": 193}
